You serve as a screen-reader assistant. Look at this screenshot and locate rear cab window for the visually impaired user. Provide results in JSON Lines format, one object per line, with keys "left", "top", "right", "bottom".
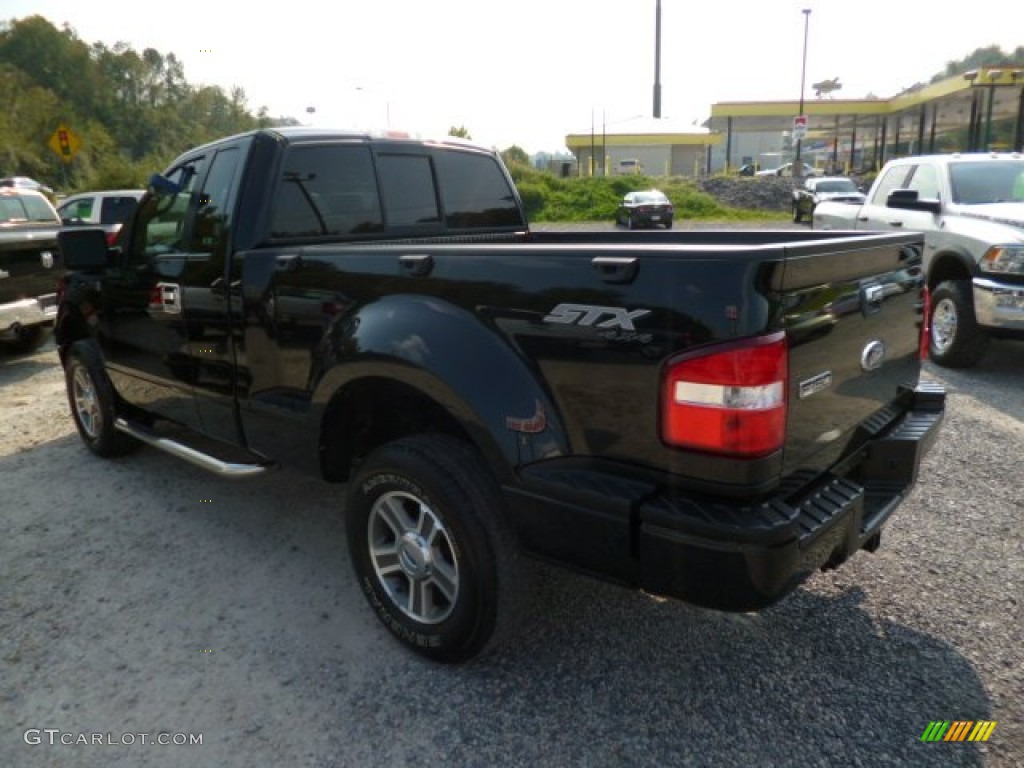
{"left": 434, "top": 149, "right": 524, "bottom": 229}
{"left": 267, "top": 138, "right": 522, "bottom": 241}
{"left": 99, "top": 195, "right": 141, "bottom": 225}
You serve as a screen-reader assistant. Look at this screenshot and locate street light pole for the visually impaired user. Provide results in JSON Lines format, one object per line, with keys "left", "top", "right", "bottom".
{"left": 795, "top": 8, "right": 811, "bottom": 171}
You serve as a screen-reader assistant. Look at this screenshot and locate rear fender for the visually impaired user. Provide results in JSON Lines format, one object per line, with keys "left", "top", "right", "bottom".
{"left": 310, "top": 295, "right": 568, "bottom": 481}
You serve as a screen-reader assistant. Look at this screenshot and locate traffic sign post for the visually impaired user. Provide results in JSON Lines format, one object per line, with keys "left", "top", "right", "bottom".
{"left": 792, "top": 115, "right": 808, "bottom": 142}
{"left": 48, "top": 124, "right": 81, "bottom": 163}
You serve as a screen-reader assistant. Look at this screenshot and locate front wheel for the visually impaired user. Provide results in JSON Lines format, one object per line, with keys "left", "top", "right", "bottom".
{"left": 64, "top": 341, "right": 138, "bottom": 456}
{"left": 792, "top": 204, "right": 803, "bottom": 223}
{"left": 929, "top": 280, "right": 989, "bottom": 368}
{"left": 345, "top": 434, "right": 526, "bottom": 662}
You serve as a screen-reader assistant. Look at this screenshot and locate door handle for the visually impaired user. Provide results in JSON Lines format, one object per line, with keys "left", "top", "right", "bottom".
{"left": 399, "top": 253, "right": 433, "bottom": 277}
{"left": 592, "top": 256, "right": 638, "bottom": 284}
{"left": 887, "top": 221, "right": 904, "bottom": 227}
{"left": 275, "top": 253, "right": 302, "bottom": 271}
{"left": 856, "top": 216, "right": 870, "bottom": 222}
{"left": 210, "top": 277, "right": 242, "bottom": 297}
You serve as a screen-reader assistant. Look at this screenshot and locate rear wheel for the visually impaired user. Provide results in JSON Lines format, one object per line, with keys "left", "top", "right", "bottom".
{"left": 64, "top": 341, "right": 138, "bottom": 456}
{"left": 929, "top": 280, "right": 989, "bottom": 368}
{"left": 345, "top": 433, "right": 527, "bottom": 662}
{"left": 792, "top": 204, "right": 803, "bottom": 223}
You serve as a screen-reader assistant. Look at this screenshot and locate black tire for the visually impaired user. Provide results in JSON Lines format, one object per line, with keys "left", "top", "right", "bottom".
{"left": 627, "top": 214, "right": 636, "bottom": 230}
{"left": 64, "top": 340, "right": 139, "bottom": 457}
{"left": 664, "top": 219, "right": 673, "bottom": 229}
{"left": 929, "top": 279, "right": 989, "bottom": 368}
{"left": 1, "top": 324, "right": 49, "bottom": 355}
{"left": 345, "top": 433, "right": 527, "bottom": 663}
{"left": 792, "top": 204, "right": 803, "bottom": 223}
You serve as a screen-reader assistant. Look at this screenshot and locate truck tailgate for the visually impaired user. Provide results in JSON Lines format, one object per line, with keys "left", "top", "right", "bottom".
{"left": 778, "top": 234, "right": 924, "bottom": 475}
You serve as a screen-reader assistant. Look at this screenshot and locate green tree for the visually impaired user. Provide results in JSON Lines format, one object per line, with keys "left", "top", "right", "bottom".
{"left": 500, "top": 145, "right": 530, "bottom": 168}
{"left": 448, "top": 125, "right": 472, "bottom": 140}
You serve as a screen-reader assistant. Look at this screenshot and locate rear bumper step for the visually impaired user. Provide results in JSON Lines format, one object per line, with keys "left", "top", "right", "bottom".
{"left": 510, "top": 383, "right": 945, "bottom": 612}
{"left": 114, "top": 418, "right": 274, "bottom": 478}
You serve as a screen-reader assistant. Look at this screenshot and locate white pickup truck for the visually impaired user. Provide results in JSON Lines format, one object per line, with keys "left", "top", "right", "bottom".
{"left": 814, "top": 153, "right": 1024, "bottom": 367}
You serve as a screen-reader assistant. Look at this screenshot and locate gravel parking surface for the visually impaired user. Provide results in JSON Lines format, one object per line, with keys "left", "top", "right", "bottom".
{"left": 1, "top": 231, "right": 1021, "bottom": 767}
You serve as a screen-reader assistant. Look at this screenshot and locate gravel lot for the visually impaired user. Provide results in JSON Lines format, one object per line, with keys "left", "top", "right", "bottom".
{"left": 1, "top": 232, "right": 1021, "bottom": 767}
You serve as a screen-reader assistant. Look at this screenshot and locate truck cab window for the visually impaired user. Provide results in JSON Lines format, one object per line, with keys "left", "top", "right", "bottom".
{"left": 189, "top": 148, "right": 241, "bottom": 259}
{"left": 907, "top": 164, "right": 940, "bottom": 199}
{"left": 270, "top": 145, "right": 383, "bottom": 238}
{"left": 132, "top": 160, "right": 206, "bottom": 260}
{"left": 377, "top": 154, "right": 440, "bottom": 226}
{"left": 871, "top": 165, "right": 912, "bottom": 206}
{"left": 436, "top": 150, "right": 524, "bottom": 229}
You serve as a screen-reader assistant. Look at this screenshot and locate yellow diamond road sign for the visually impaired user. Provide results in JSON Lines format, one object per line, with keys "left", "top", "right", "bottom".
{"left": 48, "top": 124, "right": 81, "bottom": 162}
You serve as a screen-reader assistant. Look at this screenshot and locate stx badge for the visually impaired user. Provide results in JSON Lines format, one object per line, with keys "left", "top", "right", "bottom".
{"left": 543, "top": 303, "right": 651, "bottom": 331}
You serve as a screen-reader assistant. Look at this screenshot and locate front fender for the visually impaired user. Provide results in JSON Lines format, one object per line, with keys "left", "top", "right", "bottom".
{"left": 310, "top": 294, "right": 569, "bottom": 479}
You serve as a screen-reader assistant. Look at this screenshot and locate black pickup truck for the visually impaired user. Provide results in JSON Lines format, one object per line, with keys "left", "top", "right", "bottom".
{"left": 0, "top": 187, "right": 62, "bottom": 353}
{"left": 56, "top": 127, "right": 944, "bottom": 661}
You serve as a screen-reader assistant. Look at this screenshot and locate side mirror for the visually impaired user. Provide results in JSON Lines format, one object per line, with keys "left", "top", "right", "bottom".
{"left": 148, "top": 173, "right": 182, "bottom": 196}
{"left": 58, "top": 228, "right": 112, "bottom": 270}
{"left": 887, "top": 188, "right": 942, "bottom": 214}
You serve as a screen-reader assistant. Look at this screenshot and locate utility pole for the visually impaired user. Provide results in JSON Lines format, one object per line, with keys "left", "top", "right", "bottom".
{"left": 795, "top": 8, "right": 811, "bottom": 172}
{"left": 653, "top": 0, "right": 662, "bottom": 118}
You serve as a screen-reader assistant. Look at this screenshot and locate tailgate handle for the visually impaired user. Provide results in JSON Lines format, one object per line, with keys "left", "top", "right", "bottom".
{"left": 592, "top": 256, "right": 638, "bottom": 284}
{"left": 399, "top": 253, "right": 433, "bottom": 277}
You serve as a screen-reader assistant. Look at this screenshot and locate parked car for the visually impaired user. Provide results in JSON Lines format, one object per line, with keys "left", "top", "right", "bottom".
{"left": 615, "top": 189, "right": 674, "bottom": 229}
{"left": 0, "top": 175, "right": 56, "bottom": 205}
{"left": 756, "top": 162, "right": 825, "bottom": 178}
{"left": 58, "top": 190, "right": 145, "bottom": 245}
{"left": 791, "top": 176, "right": 866, "bottom": 222}
{"left": 0, "top": 187, "right": 61, "bottom": 353}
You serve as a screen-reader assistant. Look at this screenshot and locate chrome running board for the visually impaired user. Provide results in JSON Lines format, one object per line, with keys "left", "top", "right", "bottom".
{"left": 114, "top": 418, "right": 273, "bottom": 478}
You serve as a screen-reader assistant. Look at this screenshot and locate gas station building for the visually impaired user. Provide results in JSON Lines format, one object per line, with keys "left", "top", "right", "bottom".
{"left": 566, "top": 66, "right": 1024, "bottom": 178}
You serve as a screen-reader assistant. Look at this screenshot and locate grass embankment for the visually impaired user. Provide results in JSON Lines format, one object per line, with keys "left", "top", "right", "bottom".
{"left": 508, "top": 165, "right": 787, "bottom": 223}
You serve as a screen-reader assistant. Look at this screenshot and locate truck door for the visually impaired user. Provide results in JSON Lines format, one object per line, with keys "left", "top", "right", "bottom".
{"left": 183, "top": 145, "right": 247, "bottom": 446}
{"left": 858, "top": 162, "right": 941, "bottom": 235}
{"left": 99, "top": 158, "right": 208, "bottom": 431}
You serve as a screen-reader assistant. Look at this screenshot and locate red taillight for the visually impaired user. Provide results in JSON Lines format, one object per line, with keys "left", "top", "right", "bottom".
{"left": 662, "top": 332, "right": 788, "bottom": 457}
{"left": 105, "top": 224, "right": 123, "bottom": 246}
{"left": 919, "top": 285, "right": 931, "bottom": 360}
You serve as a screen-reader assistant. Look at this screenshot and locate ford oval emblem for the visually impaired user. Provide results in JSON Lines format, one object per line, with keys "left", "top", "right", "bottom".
{"left": 861, "top": 340, "right": 886, "bottom": 371}
{"left": 40, "top": 250, "right": 54, "bottom": 269}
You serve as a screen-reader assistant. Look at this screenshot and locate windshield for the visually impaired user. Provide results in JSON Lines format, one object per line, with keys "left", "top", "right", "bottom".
{"left": 636, "top": 192, "right": 669, "bottom": 204}
{"left": 949, "top": 161, "right": 1024, "bottom": 205}
{"left": 816, "top": 179, "right": 858, "bottom": 193}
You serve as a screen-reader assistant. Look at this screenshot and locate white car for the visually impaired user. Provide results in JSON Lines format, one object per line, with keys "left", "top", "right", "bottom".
{"left": 57, "top": 189, "right": 145, "bottom": 245}
{"left": 755, "top": 162, "right": 825, "bottom": 178}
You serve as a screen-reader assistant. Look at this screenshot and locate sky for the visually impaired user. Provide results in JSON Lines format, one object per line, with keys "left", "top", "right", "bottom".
{"left": 4, "top": 0, "right": 1023, "bottom": 154}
